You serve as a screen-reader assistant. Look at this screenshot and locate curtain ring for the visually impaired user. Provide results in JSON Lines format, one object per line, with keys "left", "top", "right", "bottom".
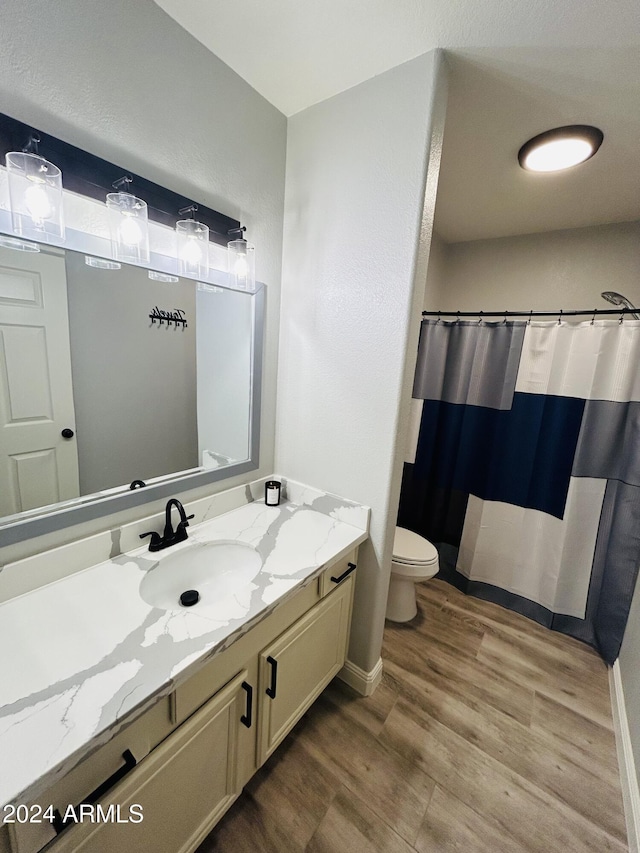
{"left": 503, "top": 313, "right": 508, "bottom": 325}
{"left": 477, "top": 310, "right": 483, "bottom": 325}
{"left": 456, "top": 310, "right": 460, "bottom": 325}
{"left": 591, "top": 309, "right": 596, "bottom": 325}
{"left": 620, "top": 311, "right": 624, "bottom": 324}
{"left": 528, "top": 310, "right": 532, "bottom": 325}
{"left": 558, "top": 309, "right": 563, "bottom": 326}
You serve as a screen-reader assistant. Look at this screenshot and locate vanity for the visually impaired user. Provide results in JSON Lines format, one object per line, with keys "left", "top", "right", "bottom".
{"left": 0, "top": 480, "right": 369, "bottom": 853}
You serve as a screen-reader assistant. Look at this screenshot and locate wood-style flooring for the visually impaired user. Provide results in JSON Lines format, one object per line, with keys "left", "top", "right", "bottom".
{"left": 197, "top": 579, "right": 628, "bottom": 852}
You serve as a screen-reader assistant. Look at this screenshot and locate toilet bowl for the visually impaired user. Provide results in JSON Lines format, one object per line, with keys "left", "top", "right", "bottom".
{"left": 385, "top": 527, "right": 439, "bottom": 622}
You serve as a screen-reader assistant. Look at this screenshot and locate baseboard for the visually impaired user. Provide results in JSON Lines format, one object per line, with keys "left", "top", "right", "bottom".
{"left": 610, "top": 660, "right": 640, "bottom": 852}
{"left": 337, "top": 657, "right": 383, "bottom": 696}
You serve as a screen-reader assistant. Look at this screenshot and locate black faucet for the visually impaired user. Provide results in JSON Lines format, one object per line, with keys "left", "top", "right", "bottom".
{"left": 140, "top": 498, "right": 195, "bottom": 552}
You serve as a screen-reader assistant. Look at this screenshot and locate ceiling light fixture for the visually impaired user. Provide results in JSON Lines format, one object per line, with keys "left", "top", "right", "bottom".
{"left": 6, "top": 134, "right": 65, "bottom": 241}
{"left": 106, "top": 176, "right": 150, "bottom": 263}
{"left": 227, "top": 227, "right": 255, "bottom": 291}
{"left": 176, "top": 204, "right": 209, "bottom": 278}
{"left": 518, "top": 125, "right": 603, "bottom": 173}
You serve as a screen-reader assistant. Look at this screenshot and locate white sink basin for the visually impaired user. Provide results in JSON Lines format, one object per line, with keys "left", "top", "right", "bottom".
{"left": 139, "top": 541, "right": 262, "bottom": 611}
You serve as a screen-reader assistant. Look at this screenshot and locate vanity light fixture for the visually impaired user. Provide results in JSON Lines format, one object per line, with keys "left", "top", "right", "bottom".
{"left": 148, "top": 270, "right": 179, "bottom": 283}
{"left": 518, "top": 125, "right": 604, "bottom": 172}
{"left": 85, "top": 256, "right": 122, "bottom": 270}
{"left": 176, "top": 204, "right": 209, "bottom": 278}
{"left": 227, "top": 227, "right": 255, "bottom": 291}
{"left": 106, "top": 176, "right": 150, "bottom": 263}
{"left": 0, "top": 235, "right": 40, "bottom": 253}
{"left": 6, "top": 134, "right": 65, "bottom": 242}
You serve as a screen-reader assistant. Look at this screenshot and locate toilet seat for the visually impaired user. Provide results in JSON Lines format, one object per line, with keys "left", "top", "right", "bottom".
{"left": 392, "top": 527, "right": 438, "bottom": 566}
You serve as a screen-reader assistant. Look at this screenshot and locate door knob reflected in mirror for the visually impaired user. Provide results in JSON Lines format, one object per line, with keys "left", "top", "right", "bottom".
{"left": 61, "top": 428, "right": 75, "bottom": 439}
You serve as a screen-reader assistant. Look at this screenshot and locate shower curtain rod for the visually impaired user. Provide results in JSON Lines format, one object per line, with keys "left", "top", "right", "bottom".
{"left": 422, "top": 308, "right": 640, "bottom": 319}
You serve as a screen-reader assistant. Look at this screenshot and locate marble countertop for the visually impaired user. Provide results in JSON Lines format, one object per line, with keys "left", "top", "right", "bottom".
{"left": 0, "top": 488, "right": 368, "bottom": 811}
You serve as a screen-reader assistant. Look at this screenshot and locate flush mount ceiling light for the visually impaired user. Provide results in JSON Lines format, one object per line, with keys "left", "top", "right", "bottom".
{"left": 518, "top": 125, "right": 604, "bottom": 173}
{"left": 227, "top": 227, "right": 255, "bottom": 292}
{"left": 6, "top": 134, "right": 65, "bottom": 242}
{"left": 106, "top": 176, "right": 150, "bottom": 263}
{"left": 176, "top": 204, "right": 210, "bottom": 278}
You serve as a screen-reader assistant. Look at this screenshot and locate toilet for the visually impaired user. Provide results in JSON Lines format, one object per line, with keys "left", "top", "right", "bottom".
{"left": 385, "top": 527, "right": 439, "bottom": 622}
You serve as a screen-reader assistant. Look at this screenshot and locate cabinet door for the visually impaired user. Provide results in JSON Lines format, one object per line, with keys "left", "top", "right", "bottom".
{"left": 49, "top": 671, "right": 247, "bottom": 853}
{"left": 257, "top": 576, "right": 354, "bottom": 766}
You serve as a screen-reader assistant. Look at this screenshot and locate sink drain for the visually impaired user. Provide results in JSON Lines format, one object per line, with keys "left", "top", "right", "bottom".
{"left": 180, "top": 589, "right": 200, "bottom": 607}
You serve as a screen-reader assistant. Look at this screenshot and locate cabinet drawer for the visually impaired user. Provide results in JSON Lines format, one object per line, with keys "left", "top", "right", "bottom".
{"left": 8, "top": 697, "right": 173, "bottom": 853}
{"left": 257, "top": 574, "right": 354, "bottom": 766}
{"left": 318, "top": 550, "right": 357, "bottom": 597}
{"left": 47, "top": 672, "right": 247, "bottom": 853}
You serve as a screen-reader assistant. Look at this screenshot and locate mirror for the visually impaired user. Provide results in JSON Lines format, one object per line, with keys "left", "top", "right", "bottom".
{"left": 0, "top": 239, "right": 263, "bottom": 545}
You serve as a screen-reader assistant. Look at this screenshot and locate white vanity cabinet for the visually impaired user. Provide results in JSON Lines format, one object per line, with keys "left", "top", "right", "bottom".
{"left": 7, "top": 550, "right": 357, "bottom": 853}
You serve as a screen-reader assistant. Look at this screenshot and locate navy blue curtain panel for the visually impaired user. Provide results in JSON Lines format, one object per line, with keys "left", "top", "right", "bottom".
{"left": 399, "top": 318, "right": 640, "bottom": 664}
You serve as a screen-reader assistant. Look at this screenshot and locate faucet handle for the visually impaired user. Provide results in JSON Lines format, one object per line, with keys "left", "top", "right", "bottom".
{"left": 176, "top": 514, "right": 195, "bottom": 532}
{"left": 140, "top": 531, "right": 162, "bottom": 549}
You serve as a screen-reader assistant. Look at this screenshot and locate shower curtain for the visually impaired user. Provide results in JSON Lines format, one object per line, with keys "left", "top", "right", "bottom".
{"left": 398, "top": 318, "right": 640, "bottom": 664}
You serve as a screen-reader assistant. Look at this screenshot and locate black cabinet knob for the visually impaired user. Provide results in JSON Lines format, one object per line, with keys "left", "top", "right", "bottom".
{"left": 61, "top": 428, "right": 75, "bottom": 439}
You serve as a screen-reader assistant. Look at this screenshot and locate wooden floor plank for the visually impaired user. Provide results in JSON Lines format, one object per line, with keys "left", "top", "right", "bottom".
{"left": 307, "top": 786, "right": 416, "bottom": 853}
{"left": 383, "top": 621, "right": 536, "bottom": 726}
{"left": 531, "top": 691, "right": 621, "bottom": 782}
{"left": 380, "top": 698, "right": 626, "bottom": 853}
{"left": 477, "top": 632, "right": 614, "bottom": 729}
{"left": 415, "top": 784, "right": 529, "bottom": 853}
{"left": 381, "top": 658, "right": 626, "bottom": 842}
{"left": 196, "top": 734, "right": 339, "bottom": 853}
{"left": 293, "top": 691, "right": 436, "bottom": 846}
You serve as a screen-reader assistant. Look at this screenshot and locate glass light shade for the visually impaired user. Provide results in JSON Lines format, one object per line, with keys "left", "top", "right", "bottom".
{"left": 176, "top": 219, "right": 209, "bottom": 277}
{"left": 106, "top": 192, "right": 150, "bottom": 263}
{"left": 6, "top": 152, "right": 65, "bottom": 242}
{"left": 518, "top": 125, "right": 603, "bottom": 173}
{"left": 227, "top": 239, "right": 255, "bottom": 291}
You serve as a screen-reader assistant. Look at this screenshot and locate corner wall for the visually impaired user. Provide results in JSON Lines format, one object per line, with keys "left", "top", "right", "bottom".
{"left": 276, "top": 52, "right": 446, "bottom": 673}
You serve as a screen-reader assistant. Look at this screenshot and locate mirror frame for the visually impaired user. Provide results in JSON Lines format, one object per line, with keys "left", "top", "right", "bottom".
{"left": 0, "top": 110, "right": 265, "bottom": 547}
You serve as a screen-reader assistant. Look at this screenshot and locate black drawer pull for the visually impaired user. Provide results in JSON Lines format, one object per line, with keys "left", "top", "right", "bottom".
{"left": 52, "top": 749, "right": 137, "bottom": 834}
{"left": 241, "top": 681, "right": 253, "bottom": 728}
{"left": 330, "top": 562, "right": 357, "bottom": 584}
{"left": 266, "top": 655, "right": 278, "bottom": 699}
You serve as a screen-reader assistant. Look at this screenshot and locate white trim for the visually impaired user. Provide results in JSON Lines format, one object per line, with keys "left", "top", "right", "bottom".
{"left": 610, "top": 660, "right": 640, "bottom": 852}
{"left": 337, "top": 657, "right": 383, "bottom": 696}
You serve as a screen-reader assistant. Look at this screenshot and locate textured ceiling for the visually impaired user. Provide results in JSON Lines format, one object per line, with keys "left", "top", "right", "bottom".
{"left": 434, "top": 47, "right": 640, "bottom": 242}
{"left": 153, "top": 0, "right": 640, "bottom": 116}
{"left": 153, "top": 1, "right": 640, "bottom": 240}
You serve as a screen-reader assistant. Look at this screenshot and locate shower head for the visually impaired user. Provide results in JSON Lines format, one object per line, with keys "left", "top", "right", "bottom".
{"left": 601, "top": 291, "right": 640, "bottom": 319}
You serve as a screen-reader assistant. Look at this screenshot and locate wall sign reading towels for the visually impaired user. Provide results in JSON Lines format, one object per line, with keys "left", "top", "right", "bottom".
{"left": 149, "top": 306, "right": 187, "bottom": 328}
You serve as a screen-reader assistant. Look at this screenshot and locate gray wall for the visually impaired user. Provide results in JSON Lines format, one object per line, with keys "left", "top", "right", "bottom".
{"left": 426, "top": 220, "right": 640, "bottom": 312}
{"left": 0, "top": 0, "right": 286, "bottom": 563}
{"left": 276, "top": 52, "right": 444, "bottom": 674}
{"left": 65, "top": 251, "right": 198, "bottom": 493}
